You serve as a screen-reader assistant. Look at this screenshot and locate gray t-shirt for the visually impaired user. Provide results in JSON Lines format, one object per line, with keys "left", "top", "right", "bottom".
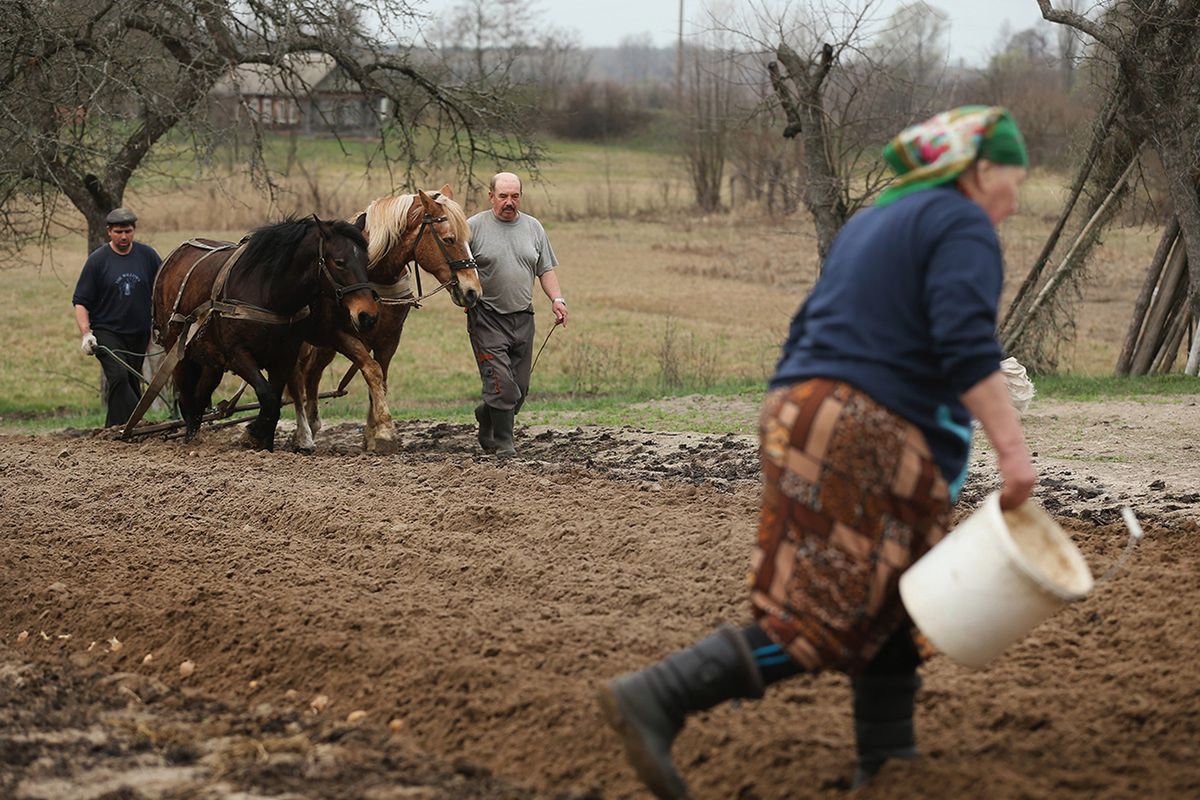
{"left": 467, "top": 210, "right": 558, "bottom": 314}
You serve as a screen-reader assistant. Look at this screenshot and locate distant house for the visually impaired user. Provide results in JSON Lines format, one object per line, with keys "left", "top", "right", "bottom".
{"left": 210, "top": 52, "right": 384, "bottom": 136}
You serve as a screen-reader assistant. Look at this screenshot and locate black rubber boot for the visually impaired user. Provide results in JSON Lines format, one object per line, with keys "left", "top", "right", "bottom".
{"left": 598, "top": 625, "right": 765, "bottom": 799}
{"left": 489, "top": 407, "right": 516, "bottom": 457}
{"left": 851, "top": 673, "right": 921, "bottom": 788}
{"left": 475, "top": 403, "right": 496, "bottom": 453}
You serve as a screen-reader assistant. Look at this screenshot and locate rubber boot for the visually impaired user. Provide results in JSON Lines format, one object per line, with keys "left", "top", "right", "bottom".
{"left": 475, "top": 403, "right": 496, "bottom": 453}
{"left": 489, "top": 407, "right": 516, "bottom": 457}
{"left": 851, "top": 673, "right": 921, "bottom": 788}
{"left": 598, "top": 625, "right": 765, "bottom": 800}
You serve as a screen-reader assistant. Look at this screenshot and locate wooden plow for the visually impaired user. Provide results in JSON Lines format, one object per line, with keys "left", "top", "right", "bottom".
{"left": 120, "top": 384, "right": 351, "bottom": 440}
{"left": 117, "top": 307, "right": 358, "bottom": 440}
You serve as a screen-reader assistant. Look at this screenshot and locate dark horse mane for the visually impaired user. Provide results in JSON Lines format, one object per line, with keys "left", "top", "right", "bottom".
{"left": 239, "top": 216, "right": 368, "bottom": 279}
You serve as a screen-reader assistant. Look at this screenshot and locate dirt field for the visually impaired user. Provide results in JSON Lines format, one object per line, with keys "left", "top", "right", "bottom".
{"left": 2, "top": 394, "right": 1198, "bottom": 800}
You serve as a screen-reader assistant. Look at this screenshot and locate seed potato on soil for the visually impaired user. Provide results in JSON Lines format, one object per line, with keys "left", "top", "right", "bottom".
{"left": 0, "top": 393, "right": 1197, "bottom": 799}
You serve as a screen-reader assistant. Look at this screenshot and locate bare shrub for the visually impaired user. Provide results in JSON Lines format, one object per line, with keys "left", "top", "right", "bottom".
{"left": 564, "top": 336, "right": 635, "bottom": 397}
{"left": 550, "top": 83, "right": 648, "bottom": 141}
{"left": 658, "top": 317, "right": 719, "bottom": 391}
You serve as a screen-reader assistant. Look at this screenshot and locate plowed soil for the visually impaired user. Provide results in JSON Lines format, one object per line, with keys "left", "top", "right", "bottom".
{"left": 2, "top": 395, "right": 1198, "bottom": 799}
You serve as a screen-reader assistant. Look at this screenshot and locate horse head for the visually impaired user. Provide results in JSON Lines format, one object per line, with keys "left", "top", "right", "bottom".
{"left": 413, "top": 186, "right": 481, "bottom": 309}
{"left": 313, "top": 214, "right": 379, "bottom": 333}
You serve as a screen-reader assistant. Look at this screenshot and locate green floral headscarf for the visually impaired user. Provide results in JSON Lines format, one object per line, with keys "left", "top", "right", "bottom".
{"left": 875, "top": 106, "right": 1028, "bottom": 207}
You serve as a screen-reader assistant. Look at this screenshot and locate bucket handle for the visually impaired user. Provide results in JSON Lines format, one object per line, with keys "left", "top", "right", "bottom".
{"left": 1095, "top": 505, "right": 1144, "bottom": 584}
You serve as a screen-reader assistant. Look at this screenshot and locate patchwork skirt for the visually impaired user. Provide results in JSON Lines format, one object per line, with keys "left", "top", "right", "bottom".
{"left": 750, "top": 379, "right": 952, "bottom": 674}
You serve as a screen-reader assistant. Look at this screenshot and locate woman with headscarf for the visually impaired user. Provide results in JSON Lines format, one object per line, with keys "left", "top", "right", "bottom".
{"left": 599, "top": 106, "right": 1037, "bottom": 798}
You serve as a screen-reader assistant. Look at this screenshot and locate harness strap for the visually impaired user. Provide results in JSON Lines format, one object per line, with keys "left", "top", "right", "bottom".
{"left": 210, "top": 299, "right": 311, "bottom": 324}
{"left": 167, "top": 241, "right": 239, "bottom": 335}
{"left": 211, "top": 241, "right": 248, "bottom": 303}
{"left": 207, "top": 240, "right": 312, "bottom": 325}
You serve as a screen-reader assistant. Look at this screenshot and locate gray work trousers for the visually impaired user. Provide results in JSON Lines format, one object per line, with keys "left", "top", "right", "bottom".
{"left": 467, "top": 304, "right": 534, "bottom": 413}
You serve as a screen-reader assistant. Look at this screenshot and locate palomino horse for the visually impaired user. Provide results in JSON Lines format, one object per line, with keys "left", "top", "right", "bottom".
{"left": 291, "top": 186, "right": 481, "bottom": 452}
{"left": 153, "top": 216, "right": 378, "bottom": 450}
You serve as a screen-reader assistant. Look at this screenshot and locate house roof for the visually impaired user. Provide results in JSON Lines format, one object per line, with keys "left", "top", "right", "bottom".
{"left": 211, "top": 52, "right": 337, "bottom": 97}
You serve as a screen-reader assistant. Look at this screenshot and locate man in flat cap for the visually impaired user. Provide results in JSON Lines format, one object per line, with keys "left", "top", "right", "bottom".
{"left": 72, "top": 207, "right": 162, "bottom": 427}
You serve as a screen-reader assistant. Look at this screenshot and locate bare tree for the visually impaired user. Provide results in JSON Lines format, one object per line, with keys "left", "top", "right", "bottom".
{"left": 1054, "top": 0, "right": 1086, "bottom": 91}
{"left": 681, "top": 33, "right": 739, "bottom": 213}
{"left": 737, "top": 1, "right": 916, "bottom": 258}
{"left": 617, "top": 33, "right": 659, "bottom": 85}
{"left": 971, "top": 24, "right": 1081, "bottom": 166}
{"left": 0, "top": 0, "right": 539, "bottom": 258}
{"left": 1011, "top": 0, "right": 1200, "bottom": 375}
{"left": 434, "top": 0, "right": 540, "bottom": 82}
{"left": 869, "top": 1, "right": 950, "bottom": 118}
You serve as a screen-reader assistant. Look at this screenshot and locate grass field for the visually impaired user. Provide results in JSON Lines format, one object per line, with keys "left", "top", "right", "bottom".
{"left": 1, "top": 134, "right": 1190, "bottom": 434}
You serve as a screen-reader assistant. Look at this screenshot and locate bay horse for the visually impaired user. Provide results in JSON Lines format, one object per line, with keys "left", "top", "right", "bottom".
{"left": 153, "top": 216, "right": 378, "bottom": 450}
{"left": 291, "top": 186, "right": 481, "bottom": 452}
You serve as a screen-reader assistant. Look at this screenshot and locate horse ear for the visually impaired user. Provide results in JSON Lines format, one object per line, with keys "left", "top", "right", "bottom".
{"left": 417, "top": 189, "right": 436, "bottom": 210}
{"left": 311, "top": 213, "right": 333, "bottom": 239}
{"left": 353, "top": 212, "right": 367, "bottom": 232}
{"left": 438, "top": 184, "right": 454, "bottom": 200}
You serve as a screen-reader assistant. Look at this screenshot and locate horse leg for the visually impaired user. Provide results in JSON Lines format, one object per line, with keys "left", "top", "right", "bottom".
{"left": 369, "top": 307, "right": 406, "bottom": 437}
{"left": 303, "top": 346, "right": 336, "bottom": 436}
{"left": 262, "top": 365, "right": 293, "bottom": 453}
{"left": 174, "top": 358, "right": 204, "bottom": 440}
{"left": 289, "top": 367, "right": 316, "bottom": 453}
{"left": 376, "top": 307, "right": 409, "bottom": 392}
{"left": 193, "top": 364, "right": 224, "bottom": 420}
{"left": 227, "top": 351, "right": 278, "bottom": 451}
{"left": 335, "top": 331, "right": 392, "bottom": 453}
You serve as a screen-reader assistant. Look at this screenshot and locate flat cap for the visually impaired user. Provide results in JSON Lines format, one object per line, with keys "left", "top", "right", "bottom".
{"left": 105, "top": 207, "right": 137, "bottom": 225}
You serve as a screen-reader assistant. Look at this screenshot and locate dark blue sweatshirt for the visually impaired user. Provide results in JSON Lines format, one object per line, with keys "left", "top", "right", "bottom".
{"left": 72, "top": 241, "right": 161, "bottom": 337}
{"left": 770, "top": 186, "right": 1004, "bottom": 499}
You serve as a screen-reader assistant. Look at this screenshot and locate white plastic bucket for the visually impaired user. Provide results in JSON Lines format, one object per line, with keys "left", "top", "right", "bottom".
{"left": 899, "top": 491, "right": 1095, "bottom": 670}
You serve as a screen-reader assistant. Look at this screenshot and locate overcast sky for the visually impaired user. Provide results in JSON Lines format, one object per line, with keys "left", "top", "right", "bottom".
{"left": 523, "top": 0, "right": 1053, "bottom": 66}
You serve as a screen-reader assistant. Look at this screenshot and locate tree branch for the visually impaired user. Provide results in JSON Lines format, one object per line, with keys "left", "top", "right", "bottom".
{"left": 1037, "top": 0, "right": 1120, "bottom": 51}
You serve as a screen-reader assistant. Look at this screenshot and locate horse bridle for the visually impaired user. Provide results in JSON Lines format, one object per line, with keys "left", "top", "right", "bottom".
{"left": 410, "top": 212, "right": 478, "bottom": 300}
{"left": 317, "top": 235, "right": 378, "bottom": 303}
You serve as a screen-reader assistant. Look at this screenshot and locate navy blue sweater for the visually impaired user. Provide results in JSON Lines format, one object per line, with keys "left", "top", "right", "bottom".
{"left": 72, "top": 242, "right": 161, "bottom": 337}
{"left": 771, "top": 187, "right": 1004, "bottom": 498}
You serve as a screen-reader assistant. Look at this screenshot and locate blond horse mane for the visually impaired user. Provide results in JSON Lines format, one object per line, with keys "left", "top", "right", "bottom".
{"left": 360, "top": 191, "right": 470, "bottom": 269}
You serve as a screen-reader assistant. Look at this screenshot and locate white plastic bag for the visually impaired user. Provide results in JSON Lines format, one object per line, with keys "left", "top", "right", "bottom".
{"left": 1000, "top": 356, "right": 1035, "bottom": 415}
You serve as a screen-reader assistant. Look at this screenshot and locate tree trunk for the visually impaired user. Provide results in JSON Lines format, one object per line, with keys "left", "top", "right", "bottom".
{"left": 769, "top": 43, "right": 847, "bottom": 261}
{"left": 1002, "top": 159, "right": 1137, "bottom": 355}
{"left": 1130, "top": 243, "right": 1188, "bottom": 374}
{"left": 1155, "top": 133, "right": 1200, "bottom": 329}
{"left": 1153, "top": 297, "right": 1190, "bottom": 373}
{"left": 1116, "top": 218, "right": 1179, "bottom": 375}
{"left": 1001, "top": 98, "right": 1124, "bottom": 334}
{"left": 1185, "top": 318, "right": 1200, "bottom": 374}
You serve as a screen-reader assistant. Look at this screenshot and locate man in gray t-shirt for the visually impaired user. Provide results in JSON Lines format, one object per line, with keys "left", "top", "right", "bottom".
{"left": 466, "top": 172, "right": 568, "bottom": 456}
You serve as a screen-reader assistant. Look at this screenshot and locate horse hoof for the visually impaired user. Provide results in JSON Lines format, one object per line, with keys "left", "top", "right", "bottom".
{"left": 239, "top": 428, "right": 274, "bottom": 451}
{"left": 364, "top": 435, "right": 400, "bottom": 455}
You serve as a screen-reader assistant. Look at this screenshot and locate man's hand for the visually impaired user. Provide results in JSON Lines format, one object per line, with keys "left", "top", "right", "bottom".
{"left": 81, "top": 332, "right": 98, "bottom": 355}
{"left": 552, "top": 297, "right": 568, "bottom": 328}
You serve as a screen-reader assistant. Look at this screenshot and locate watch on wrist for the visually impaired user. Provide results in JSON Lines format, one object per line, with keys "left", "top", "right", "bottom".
{"left": 553, "top": 297, "right": 567, "bottom": 306}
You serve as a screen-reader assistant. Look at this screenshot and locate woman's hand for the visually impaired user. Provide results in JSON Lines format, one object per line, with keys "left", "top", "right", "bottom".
{"left": 996, "top": 440, "right": 1036, "bottom": 510}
